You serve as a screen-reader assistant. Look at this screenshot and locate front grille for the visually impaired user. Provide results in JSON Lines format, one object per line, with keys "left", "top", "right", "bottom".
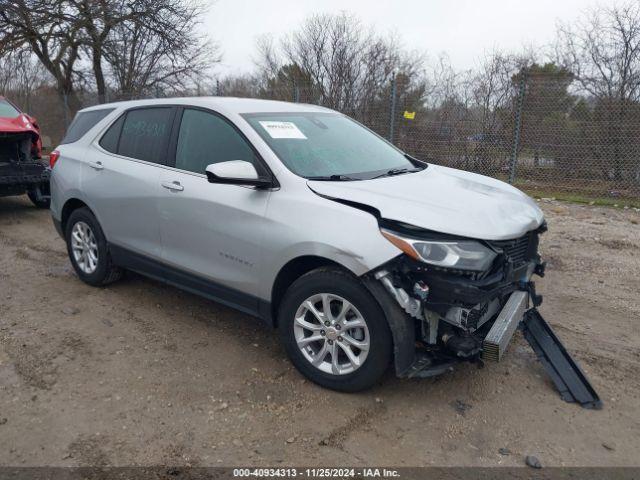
{"left": 489, "top": 232, "right": 536, "bottom": 267}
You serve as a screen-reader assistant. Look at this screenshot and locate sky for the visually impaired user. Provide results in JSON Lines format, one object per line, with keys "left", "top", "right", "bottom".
{"left": 203, "top": 0, "right": 621, "bottom": 76}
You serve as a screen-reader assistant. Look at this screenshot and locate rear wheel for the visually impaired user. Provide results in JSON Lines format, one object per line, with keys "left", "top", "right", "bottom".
{"left": 278, "top": 268, "right": 392, "bottom": 392}
{"left": 65, "top": 207, "right": 122, "bottom": 286}
{"left": 27, "top": 185, "right": 50, "bottom": 209}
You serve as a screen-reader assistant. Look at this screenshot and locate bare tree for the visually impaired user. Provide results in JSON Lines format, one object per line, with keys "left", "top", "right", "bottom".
{"left": 450, "top": 50, "right": 536, "bottom": 173}
{"left": 256, "top": 13, "right": 427, "bottom": 115}
{"left": 102, "top": 0, "right": 219, "bottom": 98}
{"left": 557, "top": 2, "right": 640, "bottom": 101}
{"left": 425, "top": 54, "right": 467, "bottom": 109}
{"left": 0, "top": 0, "right": 84, "bottom": 108}
{"left": 1, "top": 0, "right": 219, "bottom": 105}
{"left": 213, "top": 74, "right": 262, "bottom": 97}
{"left": 556, "top": 2, "right": 640, "bottom": 180}
{"left": 0, "top": 49, "right": 49, "bottom": 103}
{"left": 471, "top": 51, "right": 518, "bottom": 133}
{"left": 66, "top": 0, "right": 140, "bottom": 103}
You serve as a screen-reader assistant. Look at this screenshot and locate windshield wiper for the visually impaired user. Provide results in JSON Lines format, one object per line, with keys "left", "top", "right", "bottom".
{"left": 370, "top": 167, "right": 422, "bottom": 179}
{"left": 307, "top": 174, "right": 360, "bottom": 181}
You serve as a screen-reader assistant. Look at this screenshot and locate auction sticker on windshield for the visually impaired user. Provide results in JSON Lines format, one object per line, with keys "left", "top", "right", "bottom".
{"left": 259, "top": 121, "right": 307, "bottom": 139}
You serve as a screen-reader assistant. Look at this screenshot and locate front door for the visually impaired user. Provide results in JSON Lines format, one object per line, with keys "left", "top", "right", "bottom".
{"left": 158, "top": 108, "right": 272, "bottom": 312}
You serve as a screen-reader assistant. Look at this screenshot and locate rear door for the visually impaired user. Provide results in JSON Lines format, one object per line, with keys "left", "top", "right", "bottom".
{"left": 84, "top": 106, "right": 176, "bottom": 260}
{"left": 157, "top": 107, "right": 272, "bottom": 310}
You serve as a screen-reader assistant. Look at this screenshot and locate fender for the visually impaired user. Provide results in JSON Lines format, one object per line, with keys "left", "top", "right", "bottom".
{"left": 362, "top": 275, "right": 416, "bottom": 376}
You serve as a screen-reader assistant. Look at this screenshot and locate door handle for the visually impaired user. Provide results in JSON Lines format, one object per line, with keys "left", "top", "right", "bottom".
{"left": 161, "top": 180, "right": 184, "bottom": 192}
{"left": 89, "top": 161, "right": 104, "bottom": 170}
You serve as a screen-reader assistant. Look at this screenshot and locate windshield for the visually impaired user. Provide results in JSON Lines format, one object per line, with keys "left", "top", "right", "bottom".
{"left": 243, "top": 112, "right": 419, "bottom": 180}
{"left": 0, "top": 99, "right": 20, "bottom": 118}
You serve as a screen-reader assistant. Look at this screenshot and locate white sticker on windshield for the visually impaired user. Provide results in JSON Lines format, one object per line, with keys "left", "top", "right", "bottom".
{"left": 259, "top": 121, "right": 307, "bottom": 139}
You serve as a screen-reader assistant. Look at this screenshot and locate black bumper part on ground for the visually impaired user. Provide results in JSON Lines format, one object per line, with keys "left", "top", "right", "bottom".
{"left": 522, "top": 308, "right": 603, "bottom": 410}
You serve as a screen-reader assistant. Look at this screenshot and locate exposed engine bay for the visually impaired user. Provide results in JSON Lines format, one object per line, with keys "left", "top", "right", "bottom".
{"left": 0, "top": 132, "right": 34, "bottom": 163}
{"left": 374, "top": 219, "right": 546, "bottom": 358}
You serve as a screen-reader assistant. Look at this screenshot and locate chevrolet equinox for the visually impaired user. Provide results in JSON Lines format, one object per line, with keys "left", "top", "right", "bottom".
{"left": 50, "top": 98, "right": 547, "bottom": 391}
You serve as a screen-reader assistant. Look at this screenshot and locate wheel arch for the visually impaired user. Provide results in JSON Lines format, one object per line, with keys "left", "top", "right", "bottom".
{"left": 270, "top": 255, "right": 355, "bottom": 326}
{"left": 61, "top": 198, "right": 91, "bottom": 233}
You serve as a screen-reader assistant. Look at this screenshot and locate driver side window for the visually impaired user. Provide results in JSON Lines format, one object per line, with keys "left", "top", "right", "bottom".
{"left": 175, "top": 108, "right": 261, "bottom": 175}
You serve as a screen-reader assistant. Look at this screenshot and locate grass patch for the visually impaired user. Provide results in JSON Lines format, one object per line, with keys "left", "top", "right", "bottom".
{"left": 518, "top": 187, "right": 640, "bottom": 209}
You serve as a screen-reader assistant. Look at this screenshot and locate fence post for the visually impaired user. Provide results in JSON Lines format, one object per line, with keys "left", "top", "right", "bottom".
{"left": 388, "top": 73, "right": 398, "bottom": 143}
{"left": 509, "top": 73, "right": 526, "bottom": 184}
{"left": 293, "top": 83, "right": 300, "bottom": 103}
{"left": 62, "top": 93, "right": 69, "bottom": 128}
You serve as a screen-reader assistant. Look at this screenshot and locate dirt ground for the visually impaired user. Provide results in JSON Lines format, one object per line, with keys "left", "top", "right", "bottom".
{"left": 1, "top": 194, "right": 639, "bottom": 467}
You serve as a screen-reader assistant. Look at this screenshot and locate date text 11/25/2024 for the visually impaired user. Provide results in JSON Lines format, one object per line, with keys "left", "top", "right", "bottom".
{"left": 232, "top": 468, "right": 400, "bottom": 478}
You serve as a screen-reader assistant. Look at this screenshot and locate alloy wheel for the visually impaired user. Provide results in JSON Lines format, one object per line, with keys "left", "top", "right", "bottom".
{"left": 70, "top": 221, "right": 99, "bottom": 274}
{"left": 293, "top": 293, "right": 370, "bottom": 375}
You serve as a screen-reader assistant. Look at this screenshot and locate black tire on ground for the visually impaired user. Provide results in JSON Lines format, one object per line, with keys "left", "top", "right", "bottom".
{"left": 27, "top": 185, "right": 50, "bottom": 209}
{"left": 278, "top": 267, "right": 392, "bottom": 392}
{"left": 65, "top": 207, "right": 123, "bottom": 287}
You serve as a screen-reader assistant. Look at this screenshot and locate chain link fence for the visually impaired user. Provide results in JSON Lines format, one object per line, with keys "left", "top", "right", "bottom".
{"left": 4, "top": 72, "right": 640, "bottom": 201}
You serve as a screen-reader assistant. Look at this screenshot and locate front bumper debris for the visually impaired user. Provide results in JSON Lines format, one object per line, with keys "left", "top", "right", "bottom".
{"left": 522, "top": 309, "right": 602, "bottom": 409}
{"left": 482, "top": 290, "right": 528, "bottom": 362}
{"left": 369, "top": 226, "right": 601, "bottom": 408}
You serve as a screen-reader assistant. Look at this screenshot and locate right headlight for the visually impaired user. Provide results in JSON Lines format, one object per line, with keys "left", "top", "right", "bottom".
{"left": 380, "top": 229, "right": 497, "bottom": 271}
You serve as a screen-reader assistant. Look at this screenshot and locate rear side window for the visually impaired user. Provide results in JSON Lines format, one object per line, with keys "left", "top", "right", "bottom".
{"left": 117, "top": 108, "right": 173, "bottom": 164}
{"left": 99, "top": 115, "right": 124, "bottom": 153}
{"left": 61, "top": 108, "right": 115, "bottom": 144}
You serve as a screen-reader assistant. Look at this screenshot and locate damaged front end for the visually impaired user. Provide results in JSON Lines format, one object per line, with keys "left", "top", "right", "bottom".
{"left": 0, "top": 131, "right": 50, "bottom": 199}
{"left": 376, "top": 218, "right": 546, "bottom": 361}
{"left": 365, "top": 219, "right": 601, "bottom": 409}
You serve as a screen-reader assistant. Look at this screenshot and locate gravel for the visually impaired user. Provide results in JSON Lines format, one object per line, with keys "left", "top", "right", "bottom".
{"left": 1, "top": 195, "right": 639, "bottom": 467}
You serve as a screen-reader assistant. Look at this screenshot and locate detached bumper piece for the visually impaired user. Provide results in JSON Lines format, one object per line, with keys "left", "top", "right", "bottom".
{"left": 521, "top": 309, "right": 603, "bottom": 410}
{"left": 482, "top": 290, "right": 528, "bottom": 362}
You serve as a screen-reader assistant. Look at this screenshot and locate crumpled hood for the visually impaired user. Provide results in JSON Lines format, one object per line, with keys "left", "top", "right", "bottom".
{"left": 0, "top": 114, "right": 40, "bottom": 139}
{"left": 308, "top": 164, "right": 544, "bottom": 240}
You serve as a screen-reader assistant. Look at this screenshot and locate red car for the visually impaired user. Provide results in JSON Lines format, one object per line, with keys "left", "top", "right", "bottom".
{"left": 0, "top": 96, "right": 50, "bottom": 208}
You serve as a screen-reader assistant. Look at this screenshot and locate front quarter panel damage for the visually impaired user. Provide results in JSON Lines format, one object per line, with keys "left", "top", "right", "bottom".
{"left": 362, "top": 274, "right": 416, "bottom": 376}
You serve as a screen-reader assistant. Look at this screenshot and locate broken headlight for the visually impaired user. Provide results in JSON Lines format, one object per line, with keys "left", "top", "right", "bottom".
{"left": 380, "top": 229, "right": 497, "bottom": 271}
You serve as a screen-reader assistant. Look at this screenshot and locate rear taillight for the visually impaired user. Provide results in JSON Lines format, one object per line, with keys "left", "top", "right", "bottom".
{"left": 49, "top": 150, "right": 60, "bottom": 168}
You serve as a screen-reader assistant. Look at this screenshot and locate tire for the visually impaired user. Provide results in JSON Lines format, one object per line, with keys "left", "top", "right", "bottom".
{"left": 65, "top": 207, "right": 123, "bottom": 287}
{"left": 278, "top": 267, "right": 392, "bottom": 392}
{"left": 27, "top": 185, "right": 50, "bottom": 209}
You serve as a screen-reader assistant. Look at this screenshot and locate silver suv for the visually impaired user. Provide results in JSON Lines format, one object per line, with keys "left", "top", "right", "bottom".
{"left": 50, "top": 98, "right": 546, "bottom": 391}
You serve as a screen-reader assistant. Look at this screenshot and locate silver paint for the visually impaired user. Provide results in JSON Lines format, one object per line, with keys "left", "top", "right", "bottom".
{"left": 50, "top": 97, "right": 545, "bottom": 304}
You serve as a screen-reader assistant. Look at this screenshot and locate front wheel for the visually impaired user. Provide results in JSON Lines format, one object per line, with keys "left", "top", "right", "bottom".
{"left": 278, "top": 268, "right": 392, "bottom": 392}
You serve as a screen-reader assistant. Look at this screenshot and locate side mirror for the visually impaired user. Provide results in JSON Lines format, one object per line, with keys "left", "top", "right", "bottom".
{"left": 205, "top": 160, "right": 273, "bottom": 188}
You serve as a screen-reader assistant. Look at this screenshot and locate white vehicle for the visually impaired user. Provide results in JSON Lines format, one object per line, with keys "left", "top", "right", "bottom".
{"left": 50, "top": 97, "right": 549, "bottom": 392}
